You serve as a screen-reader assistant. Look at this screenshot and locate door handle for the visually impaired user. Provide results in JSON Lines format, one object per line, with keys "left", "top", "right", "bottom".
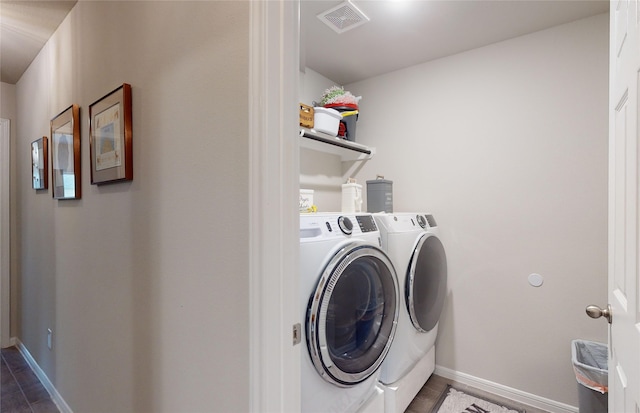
{"left": 586, "top": 304, "right": 612, "bottom": 324}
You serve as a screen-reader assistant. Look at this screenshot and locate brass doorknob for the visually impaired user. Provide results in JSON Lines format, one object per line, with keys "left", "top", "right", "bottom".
{"left": 586, "top": 304, "right": 612, "bottom": 324}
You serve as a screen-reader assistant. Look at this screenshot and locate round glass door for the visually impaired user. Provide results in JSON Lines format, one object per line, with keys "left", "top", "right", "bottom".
{"left": 406, "top": 233, "right": 447, "bottom": 332}
{"left": 307, "top": 242, "right": 398, "bottom": 386}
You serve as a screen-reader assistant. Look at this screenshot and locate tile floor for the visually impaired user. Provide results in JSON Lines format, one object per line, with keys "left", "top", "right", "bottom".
{"left": 1, "top": 346, "right": 59, "bottom": 413}
{"left": 406, "top": 374, "right": 551, "bottom": 413}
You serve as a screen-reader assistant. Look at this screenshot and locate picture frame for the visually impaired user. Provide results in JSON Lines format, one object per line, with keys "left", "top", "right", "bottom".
{"left": 50, "top": 104, "right": 81, "bottom": 199}
{"left": 89, "top": 83, "right": 132, "bottom": 185}
{"left": 31, "top": 136, "right": 48, "bottom": 190}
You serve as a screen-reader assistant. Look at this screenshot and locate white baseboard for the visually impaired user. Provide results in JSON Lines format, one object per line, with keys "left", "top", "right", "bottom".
{"left": 15, "top": 339, "right": 73, "bottom": 413}
{"left": 434, "top": 365, "right": 578, "bottom": 413}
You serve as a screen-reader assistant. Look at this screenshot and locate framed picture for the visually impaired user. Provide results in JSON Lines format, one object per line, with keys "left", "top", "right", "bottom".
{"left": 51, "top": 104, "right": 81, "bottom": 199}
{"left": 31, "top": 136, "right": 48, "bottom": 190}
{"left": 89, "top": 83, "right": 132, "bottom": 185}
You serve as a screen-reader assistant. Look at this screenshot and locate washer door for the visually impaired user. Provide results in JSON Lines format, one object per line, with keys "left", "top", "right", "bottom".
{"left": 307, "top": 242, "right": 399, "bottom": 387}
{"left": 406, "top": 233, "right": 447, "bottom": 332}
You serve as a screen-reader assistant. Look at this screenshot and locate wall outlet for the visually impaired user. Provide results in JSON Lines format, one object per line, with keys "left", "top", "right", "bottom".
{"left": 47, "top": 329, "right": 52, "bottom": 350}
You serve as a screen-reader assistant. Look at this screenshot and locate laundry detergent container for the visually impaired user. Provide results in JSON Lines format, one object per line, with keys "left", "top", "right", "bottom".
{"left": 313, "top": 107, "right": 341, "bottom": 136}
{"left": 366, "top": 178, "right": 393, "bottom": 213}
{"left": 572, "top": 340, "right": 608, "bottom": 413}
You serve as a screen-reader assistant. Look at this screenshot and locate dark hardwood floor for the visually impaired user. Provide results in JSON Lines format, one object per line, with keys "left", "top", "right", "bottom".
{"left": 1, "top": 345, "right": 551, "bottom": 413}
{"left": 1, "top": 346, "right": 59, "bottom": 413}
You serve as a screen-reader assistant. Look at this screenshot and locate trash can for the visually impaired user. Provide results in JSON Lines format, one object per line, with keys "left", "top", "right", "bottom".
{"left": 572, "top": 340, "right": 608, "bottom": 413}
{"left": 325, "top": 104, "right": 358, "bottom": 142}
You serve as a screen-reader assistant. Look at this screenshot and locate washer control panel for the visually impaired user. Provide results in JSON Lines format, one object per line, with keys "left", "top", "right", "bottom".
{"left": 356, "top": 215, "right": 378, "bottom": 233}
{"left": 338, "top": 216, "right": 353, "bottom": 235}
{"left": 300, "top": 213, "right": 380, "bottom": 240}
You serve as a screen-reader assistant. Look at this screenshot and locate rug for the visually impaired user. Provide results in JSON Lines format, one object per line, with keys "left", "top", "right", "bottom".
{"left": 431, "top": 385, "right": 526, "bottom": 413}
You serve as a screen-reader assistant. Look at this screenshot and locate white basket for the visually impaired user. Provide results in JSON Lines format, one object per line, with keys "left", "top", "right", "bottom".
{"left": 313, "top": 107, "right": 341, "bottom": 136}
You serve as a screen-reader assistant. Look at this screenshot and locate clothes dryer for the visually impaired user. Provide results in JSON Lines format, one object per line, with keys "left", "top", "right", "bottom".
{"left": 373, "top": 213, "right": 447, "bottom": 413}
{"left": 300, "top": 213, "right": 400, "bottom": 413}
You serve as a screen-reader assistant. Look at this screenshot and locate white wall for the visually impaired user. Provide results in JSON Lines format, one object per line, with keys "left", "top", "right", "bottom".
{"left": 300, "top": 68, "right": 335, "bottom": 108}
{"left": 0, "top": 82, "right": 16, "bottom": 123}
{"left": 300, "top": 68, "right": 345, "bottom": 211}
{"left": 0, "top": 82, "right": 19, "bottom": 341}
{"left": 345, "top": 14, "right": 608, "bottom": 407}
{"left": 15, "top": 2, "right": 250, "bottom": 412}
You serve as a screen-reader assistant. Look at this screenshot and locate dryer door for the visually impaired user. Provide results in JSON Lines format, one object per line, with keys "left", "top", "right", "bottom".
{"left": 307, "top": 242, "right": 399, "bottom": 387}
{"left": 406, "top": 233, "right": 447, "bottom": 332}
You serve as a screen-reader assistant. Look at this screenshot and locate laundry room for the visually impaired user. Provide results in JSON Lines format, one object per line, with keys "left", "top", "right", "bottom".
{"left": 298, "top": 1, "right": 608, "bottom": 411}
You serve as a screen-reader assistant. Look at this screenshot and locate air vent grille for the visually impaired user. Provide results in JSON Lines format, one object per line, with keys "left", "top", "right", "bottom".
{"left": 317, "top": 1, "right": 370, "bottom": 34}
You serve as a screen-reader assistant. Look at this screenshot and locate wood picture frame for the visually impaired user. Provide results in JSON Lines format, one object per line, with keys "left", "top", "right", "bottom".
{"left": 89, "top": 83, "right": 133, "bottom": 185}
{"left": 31, "top": 136, "right": 48, "bottom": 190}
{"left": 51, "top": 105, "right": 81, "bottom": 199}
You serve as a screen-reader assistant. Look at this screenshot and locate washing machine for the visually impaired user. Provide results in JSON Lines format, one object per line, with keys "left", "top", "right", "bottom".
{"left": 300, "top": 213, "right": 400, "bottom": 413}
{"left": 372, "top": 213, "right": 447, "bottom": 413}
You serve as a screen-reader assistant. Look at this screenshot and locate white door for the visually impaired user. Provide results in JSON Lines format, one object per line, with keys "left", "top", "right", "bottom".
{"left": 248, "top": 1, "right": 300, "bottom": 411}
{"left": 607, "top": 0, "right": 640, "bottom": 411}
{"left": 0, "top": 118, "right": 10, "bottom": 348}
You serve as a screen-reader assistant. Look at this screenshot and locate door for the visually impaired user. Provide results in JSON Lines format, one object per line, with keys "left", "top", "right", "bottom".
{"left": 406, "top": 228, "right": 447, "bottom": 333}
{"left": 307, "top": 241, "right": 399, "bottom": 386}
{"left": 248, "top": 1, "right": 300, "bottom": 411}
{"left": 608, "top": 0, "right": 640, "bottom": 411}
{"left": 0, "top": 118, "right": 10, "bottom": 348}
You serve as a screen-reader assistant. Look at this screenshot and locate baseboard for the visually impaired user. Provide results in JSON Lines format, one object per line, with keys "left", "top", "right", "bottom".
{"left": 434, "top": 365, "right": 578, "bottom": 413}
{"left": 15, "top": 339, "right": 73, "bottom": 413}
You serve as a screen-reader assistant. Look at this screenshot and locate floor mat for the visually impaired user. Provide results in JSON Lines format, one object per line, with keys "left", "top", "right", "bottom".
{"left": 431, "top": 384, "right": 526, "bottom": 413}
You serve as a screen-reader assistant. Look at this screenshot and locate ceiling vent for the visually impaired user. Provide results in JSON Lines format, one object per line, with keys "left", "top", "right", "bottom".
{"left": 317, "top": 1, "right": 370, "bottom": 34}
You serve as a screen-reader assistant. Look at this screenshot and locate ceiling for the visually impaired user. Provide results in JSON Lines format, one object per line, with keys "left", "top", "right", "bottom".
{"left": 302, "top": 0, "right": 609, "bottom": 85}
{"left": 0, "top": 1, "right": 609, "bottom": 86}
{"left": 0, "top": 1, "right": 76, "bottom": 84}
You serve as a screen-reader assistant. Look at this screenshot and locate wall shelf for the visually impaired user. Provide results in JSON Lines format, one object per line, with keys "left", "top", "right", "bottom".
{"left": 300, "top": 128, "right": 375, "bottom": 161}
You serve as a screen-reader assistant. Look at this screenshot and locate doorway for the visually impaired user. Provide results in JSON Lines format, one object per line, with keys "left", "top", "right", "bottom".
{"left": 0, "top": 118, "right": 11, "bottom": 348}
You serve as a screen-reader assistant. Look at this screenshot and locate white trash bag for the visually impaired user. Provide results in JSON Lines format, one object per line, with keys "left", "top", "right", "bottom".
{"left": 572, "top": 339, "right": 608, "bottom": 394}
